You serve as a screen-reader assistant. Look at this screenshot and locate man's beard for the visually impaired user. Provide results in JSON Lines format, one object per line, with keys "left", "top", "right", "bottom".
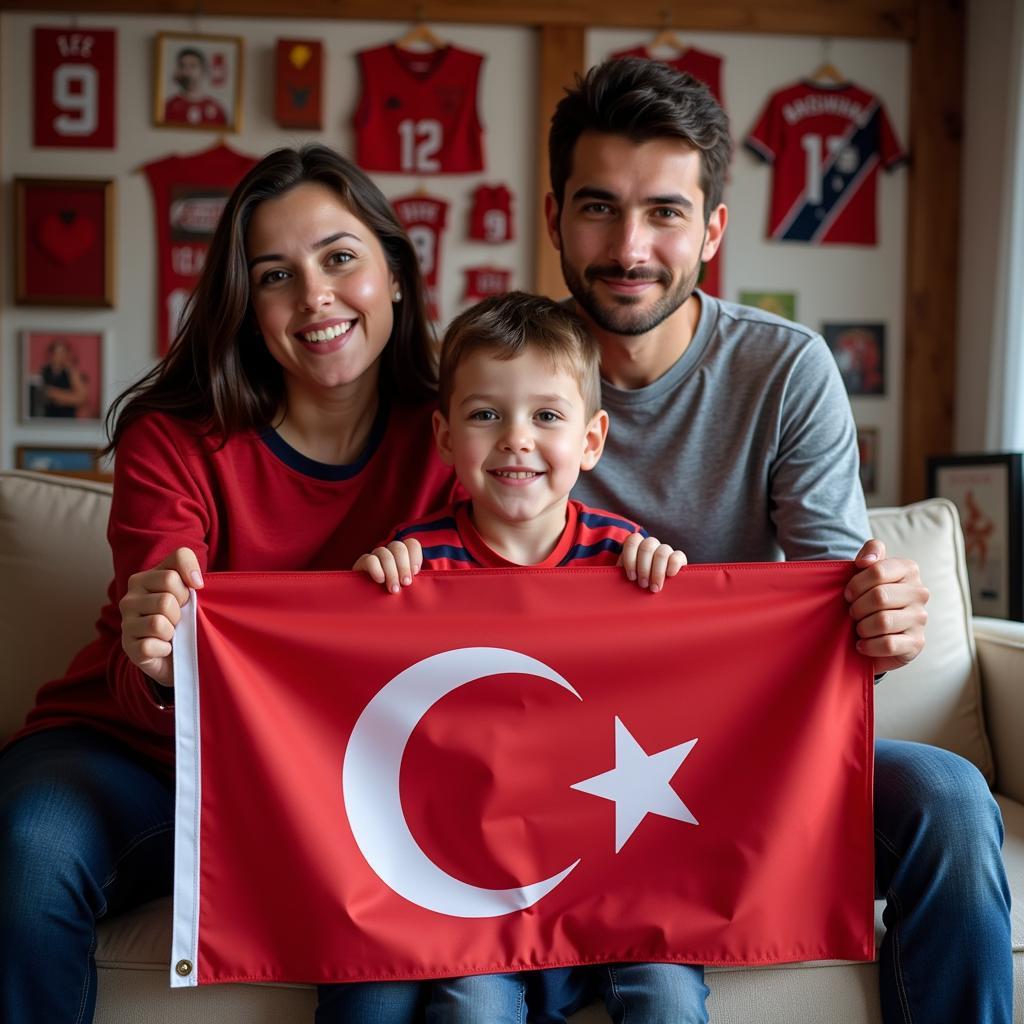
{"left": 560, "top": 247, "right": 704, "bottom": 337}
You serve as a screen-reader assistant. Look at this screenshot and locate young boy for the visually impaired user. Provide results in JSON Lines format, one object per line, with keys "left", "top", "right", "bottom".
{"left": 348, "top": 292, "right": 701, "bottom": 1023}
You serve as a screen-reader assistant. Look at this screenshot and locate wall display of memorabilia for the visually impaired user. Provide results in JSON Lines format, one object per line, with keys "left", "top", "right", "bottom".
{"left": 153, "top": 32, "right": 244, "bottom": 131}
{"left": 610, "top": 37, "right": 725, "bottom": 297}
{"left": 857, "top": 427, "right": 879, "bottom": 496}
{"left": 14, "top": 177, "right": 115, "bottom": 307}
{"left": 33, "top": 27, "right": 116, "bottom": 148}
{"left": 20, "top": 329, "right": 104, "bottom": 423}
{"left": 16, "top": 445, "right": 104, "bottom": 475}
{"left": 745, "top": 79, "right": 905, "bottom": 245}
{"left": 143, "top": 143, "right": 258, "bottom": 354}
{"left": 354, "top": 43, "right": 485, "bottom": 173}
{"left": 462, "top": 266, "right": 513, "bottom": 302}
{"left": 739, "top": 290, "right": 796, "bottom": 321}
{"left": 392, "top": 193, "right": 450, "bottom": 322}
{"left": 275, "top": 39, "right": 322, "bottom": 130}
{"left": 928, "top": 453, "right": 1023, "bottom": 621}
{"left": 468, "top": 184, "right": 514, "bottom": 243}
{"left": 824, "top": 322, "right": 886, "bottom": 395}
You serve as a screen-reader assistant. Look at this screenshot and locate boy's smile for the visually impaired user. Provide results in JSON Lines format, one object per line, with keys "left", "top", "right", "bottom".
{"left": 433, "top": 347, "right": 608, "bottom": 564}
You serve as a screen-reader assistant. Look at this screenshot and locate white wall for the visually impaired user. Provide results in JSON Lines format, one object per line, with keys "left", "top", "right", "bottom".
{"left": 2, "top": 14, "right": 912, "bottom": 504}
{"left": 955, "top": 0, "right": 1019, "bottom": 453}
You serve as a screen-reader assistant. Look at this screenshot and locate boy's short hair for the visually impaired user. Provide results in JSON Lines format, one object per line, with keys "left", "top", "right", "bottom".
{"left": 549, "top": 57, "right": 733, "bottom": 221}
{"left": 438, "top": 291, "right": 602, "bottom": 419}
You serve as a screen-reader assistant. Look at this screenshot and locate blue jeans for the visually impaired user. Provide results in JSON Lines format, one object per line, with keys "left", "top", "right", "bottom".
{"left": 0, "top": 727, "right": 176, "bottom": 1024}
{"left": 549, "top": 738, "right": 1013, "bottom": 1024}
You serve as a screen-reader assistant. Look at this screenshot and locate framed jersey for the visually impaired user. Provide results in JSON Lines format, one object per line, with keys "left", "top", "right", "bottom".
{"left": 392, "top": 193, "right": 450, "bottom": 322}
{"left": 354, "top": 44, "right": 485, "bottom": 174}
{"left": 468, "top": 184, "right": 514, "bottom": 243}
{"left": 34, "top": 27, "right": 116, "bottom": 148}
{"left": 745, "top": 79, "right": 906, "bottom": 245}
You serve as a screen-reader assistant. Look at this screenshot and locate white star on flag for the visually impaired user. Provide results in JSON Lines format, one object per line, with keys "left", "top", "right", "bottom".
{"left": 571, "top": 717, "right": 699, "bottom": 853}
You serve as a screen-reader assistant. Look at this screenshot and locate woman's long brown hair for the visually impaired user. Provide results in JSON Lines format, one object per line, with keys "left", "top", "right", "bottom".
{"left": 104, "top": 145, "right": 436, "bottom": 452}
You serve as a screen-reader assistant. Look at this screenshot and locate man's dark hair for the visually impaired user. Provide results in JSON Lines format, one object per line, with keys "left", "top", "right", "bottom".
{"left": 549, "top": 58, "right": 733, "bottom": 220}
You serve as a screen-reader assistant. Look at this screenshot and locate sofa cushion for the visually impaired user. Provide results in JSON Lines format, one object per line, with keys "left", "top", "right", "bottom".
{"left": 0, "top": 471, "right": 113, "bottom": 739}
{"left": 866, "top": 499, "right": 993, "bottom": 782}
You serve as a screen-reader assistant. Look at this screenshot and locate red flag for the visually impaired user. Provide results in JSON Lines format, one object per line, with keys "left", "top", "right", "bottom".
{"left": 170, "top": 564, "right": 874, "bottom": 987}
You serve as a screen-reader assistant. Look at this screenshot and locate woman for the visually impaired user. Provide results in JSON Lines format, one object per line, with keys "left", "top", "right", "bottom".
{"left": 0, "top": 145, "right": 456, "bottom": 1024}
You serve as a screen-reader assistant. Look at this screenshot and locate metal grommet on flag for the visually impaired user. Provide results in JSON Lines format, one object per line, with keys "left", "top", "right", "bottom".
{"left": 175, "top": 960, "right": 193, "bottom": 977}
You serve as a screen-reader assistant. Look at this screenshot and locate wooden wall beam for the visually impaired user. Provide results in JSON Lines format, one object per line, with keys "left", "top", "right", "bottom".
{"left": 0, "top": 0, "right": 916, "bottom": 38}
{"left": 901, "top": 0, "right": 964, "bottom": 502}
{"left": 534, "top": 25, "right": 584, "bottom": 297}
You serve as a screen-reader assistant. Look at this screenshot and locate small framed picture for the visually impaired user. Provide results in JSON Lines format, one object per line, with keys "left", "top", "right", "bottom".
{"left": 14, "top": 177, "right": 115, "bottom": 307}
{"left": 928, "top": 453, "right": 1023, "bottom": 621}
{"left": 21, "top": 329, "right": 105, "bottom": 424}
{"left": 153, "top": 32, "right": 243, "bottom": 131}
{"left": 739, "top": 290, "right": 796, "bottom": 322}
{"left": 16, "top": 445, "right": 108, "bottom": 480}
{"left": 857, "top": 427, "right": 879, "bottom": 497}
{"left": 824, "top": 322, "right": 886, "bottom": 395}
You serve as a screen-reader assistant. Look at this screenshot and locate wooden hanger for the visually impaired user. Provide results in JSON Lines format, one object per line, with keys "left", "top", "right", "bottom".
{"left": 396, "top": 17, "right": 445, "bottom": 53}
{"left": 810, "top": 39, "right": 844, "bottom": 84}
{"left": 649, "top": 10, "right": 684, "bottom": 55}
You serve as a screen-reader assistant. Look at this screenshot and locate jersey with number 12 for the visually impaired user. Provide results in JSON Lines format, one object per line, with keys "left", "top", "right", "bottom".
{"left": 745, "top": 80, "right": 905, "bottom": 245}
{"left": 354, "top": 44, "right": 485, "bottom": 174}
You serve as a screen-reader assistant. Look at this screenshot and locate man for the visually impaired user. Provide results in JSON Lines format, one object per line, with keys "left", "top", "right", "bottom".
{"left": 164, "top": 47, "right": 227, "bottom": 127}
{"left": 549, "top": 58, "right": 1011, "bottom": 1024}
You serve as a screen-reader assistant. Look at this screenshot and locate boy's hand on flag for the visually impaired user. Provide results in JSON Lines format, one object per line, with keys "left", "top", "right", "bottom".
{"left": 618, "top": 533, "right": 687, "bottom": 593}
{"left": 354, "top": 539, "right": 424, "bottom": 594}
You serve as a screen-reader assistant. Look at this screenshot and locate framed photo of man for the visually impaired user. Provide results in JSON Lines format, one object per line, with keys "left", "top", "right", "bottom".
{"left": 928, "top": 453, "right": 1023, "bottom": 621}
{"left": 21, "top": 329, "right": 105, "bottom": 424}
{"left": 153, "top": 32, "right": 243, "bottom": 132}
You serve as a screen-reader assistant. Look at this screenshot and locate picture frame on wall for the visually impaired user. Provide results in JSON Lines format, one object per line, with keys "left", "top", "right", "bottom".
{"left": 20, "top": 329, "right": 105, "bottom": 424}
{"left": 928, "top": 453, "right": 1023, "bottom": 621}
{"left": 738, "top": 290, "right": 797, "bottom": 321}
{"left": 153, "top": 31, "right": 243, "bottom": 132}
{"left": 16, "top": 445, "right": 107, "bottom": 478}
{"left": 14, "top": 177, "right": 115, "bottom": 307}
{"left": 857, "top": 427, "right": 879, "bottom": 497}
{"left": 824, "top": 322, "right": 886, "bottom": 396}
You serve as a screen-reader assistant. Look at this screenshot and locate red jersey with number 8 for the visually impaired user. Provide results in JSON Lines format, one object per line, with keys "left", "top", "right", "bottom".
{"left": 354, "top": 44, "right": 485, "bottom": 174}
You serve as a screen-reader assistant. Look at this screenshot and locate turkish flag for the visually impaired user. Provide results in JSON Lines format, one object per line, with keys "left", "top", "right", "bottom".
{"left": 170, "top": 564, "right": 874, "bottom": 987}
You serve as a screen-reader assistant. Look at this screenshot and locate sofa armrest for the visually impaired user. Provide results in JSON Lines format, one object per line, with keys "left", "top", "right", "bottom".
{"left": 974, "top": 616, "right": 1024, "bottom": 803}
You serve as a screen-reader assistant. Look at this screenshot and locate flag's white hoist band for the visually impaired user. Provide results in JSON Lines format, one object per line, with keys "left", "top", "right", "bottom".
{"left": 170, "top": 593, "right": 201, "bottom": 988}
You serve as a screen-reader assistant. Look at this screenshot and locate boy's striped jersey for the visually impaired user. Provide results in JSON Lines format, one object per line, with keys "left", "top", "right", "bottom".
{"left": 388, "top": 499, "right": 647, "bottom": 570}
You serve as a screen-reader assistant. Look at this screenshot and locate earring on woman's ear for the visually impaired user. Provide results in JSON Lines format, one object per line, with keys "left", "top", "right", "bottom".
{"left": 393, "top": 291, "right": 402, "bottom": 302}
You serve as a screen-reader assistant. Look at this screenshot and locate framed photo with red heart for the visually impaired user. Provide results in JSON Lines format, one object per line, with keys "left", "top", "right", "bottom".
{"left": 14, "top": 177, "right": 115, "bottom": 307}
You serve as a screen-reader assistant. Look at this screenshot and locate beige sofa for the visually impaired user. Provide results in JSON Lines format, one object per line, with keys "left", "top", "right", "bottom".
{"left": 1, "top": 468, "right": 1021, "bottom": 1023}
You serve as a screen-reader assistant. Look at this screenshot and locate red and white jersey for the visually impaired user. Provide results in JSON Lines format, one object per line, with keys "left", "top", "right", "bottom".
{"left": 392, "top": 193, "right": 449, "bottom": 322}
{"left": 164, "top": 94, "right": 228, "bottom": 127}
{"left": 144, "top": 143, "right": 257, "bottom": 354}
{"left": 34, "top": 27, "right": 117, "bottom": 148}
{"left": 354, "top": 44, "right": 485, "bottom": 174}
{"left": 611, "top": 43, "right": 723, "bottom": 105}
{"left": 745, "top": 80, "right": 906, "bottom": 245}
{"left": 468, "top": 184, "right": 514, "bottom": 242}
{"left": 462, "top": 265, "right": 512, "bottom": 303}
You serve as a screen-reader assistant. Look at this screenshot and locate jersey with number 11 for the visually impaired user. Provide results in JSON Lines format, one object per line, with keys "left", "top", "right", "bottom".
{"left": 745, "top": 80, "right": 905, "bottom": 245}
{"left": 354, "top": 44, "right": 485, "bottom": 174}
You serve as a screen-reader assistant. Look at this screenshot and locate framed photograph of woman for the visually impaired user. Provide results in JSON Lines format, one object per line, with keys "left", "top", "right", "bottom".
{"left": 21, "top": 329, "right": 105, "bottom": 424}
{"left": 153, "top": 32, "right": 243, "bottom": 132}
{"left": 928, "top": 453, "right": 1023, "bottom": 621}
